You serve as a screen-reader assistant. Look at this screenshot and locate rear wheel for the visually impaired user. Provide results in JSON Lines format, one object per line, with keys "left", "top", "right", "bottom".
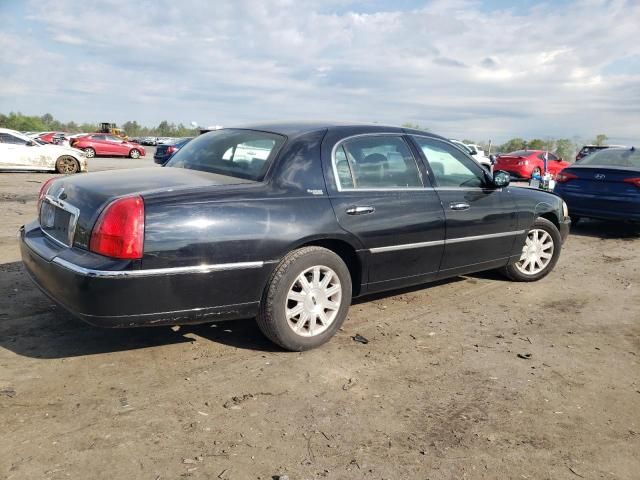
{"left": 55, "top": 155, "right": 79, "bottom": 174}
{"left": 84, "top": 147, "right": 95, "bottom": 158}
{"left": 500, "top": 217, "right": 561, "bottom": 282}
{"left": 129, "top": 149, "right": 141, "bottom": 159}
{"left": 256, "top": 246, "right": 352, "bottom": 351}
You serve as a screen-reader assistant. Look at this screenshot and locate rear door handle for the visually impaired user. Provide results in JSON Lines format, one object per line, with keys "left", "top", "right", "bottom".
{"left": 346, "top": 206, "right": 375, "bottom": 215}
{"left": 449, "top": 202, "right": 470, "bottom": 211}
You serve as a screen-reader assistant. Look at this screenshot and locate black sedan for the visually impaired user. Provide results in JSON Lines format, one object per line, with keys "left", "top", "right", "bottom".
{"left": 153, "top": 137, "right": 193, "bottom": 165}
{"left": 20, "top": 123, "right": 570, "bottom": 351}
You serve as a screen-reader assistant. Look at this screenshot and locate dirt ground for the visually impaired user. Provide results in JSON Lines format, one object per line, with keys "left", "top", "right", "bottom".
{"left": 1, "top": 155, "right": 639, "bottom": 480}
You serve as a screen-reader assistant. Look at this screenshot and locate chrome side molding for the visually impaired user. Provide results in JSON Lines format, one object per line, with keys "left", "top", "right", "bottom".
{"left": 369, "top": 230, "right": 526, "bottom": 253}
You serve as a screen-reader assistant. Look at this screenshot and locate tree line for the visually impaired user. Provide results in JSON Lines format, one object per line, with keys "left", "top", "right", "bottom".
{"left": 0, "top": 112, "right": 198, "bottom": 138}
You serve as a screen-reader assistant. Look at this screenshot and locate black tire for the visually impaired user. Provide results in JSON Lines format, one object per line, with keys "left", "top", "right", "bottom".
{"left": 500, "top": 217, "right": 562, "bottom": 282}
{"left": 55, "top": 155, "right": 79, "bottom": 174}
{"left": 256, "top": 246, "right": 352, "bottom": 351}
{"left": 84, "top": 147, "right": 96, "bottom": 158}
{"left": 130, "top": 149, "right": 141, "bottom": 159}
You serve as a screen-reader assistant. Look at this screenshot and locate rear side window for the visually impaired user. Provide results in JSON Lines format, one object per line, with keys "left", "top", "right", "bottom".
{"left": 412, "top": 136, "right": 485, "bottom": 188}
{"left": 0, "top": 133, "right": 27, "bottom": 145}
{"left": 333, "top": 135, "right": 423, "bottom": 189}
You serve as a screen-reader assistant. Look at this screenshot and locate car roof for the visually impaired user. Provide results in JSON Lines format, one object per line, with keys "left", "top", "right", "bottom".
{"left": 230, "top": 121, "right": 445, "bottom": 141}
{"left": 0, "top": 127, "right": 22, "bottom": 135}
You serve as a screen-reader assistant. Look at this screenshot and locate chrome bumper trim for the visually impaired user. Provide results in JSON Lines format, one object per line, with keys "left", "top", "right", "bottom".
{"left": 52, "top": 257, "right": 265, "bottom": 278}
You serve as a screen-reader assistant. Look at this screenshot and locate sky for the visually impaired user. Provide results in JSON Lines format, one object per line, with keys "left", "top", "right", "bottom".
{"left": 1, "top": 0, "right": 639, "bottom": 144}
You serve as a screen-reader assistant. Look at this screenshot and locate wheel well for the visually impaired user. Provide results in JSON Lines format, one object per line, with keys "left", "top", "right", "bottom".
{"left": 299, "top": 239, "right": 362, "bottom": 295}
{"left": 539, "top": 211, "right": 560, "bottom": 229}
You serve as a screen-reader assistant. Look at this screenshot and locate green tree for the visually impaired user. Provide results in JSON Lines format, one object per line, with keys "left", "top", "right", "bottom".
{"left": 401, "top": 122, "right": 428, "bottom": 131}
{"left": 500, "top": 138, "right": 526, "bottom": 153}
{"left": 554, "top": 138, "right": 575, "bottom": 162}
{"left": 592, "top": 134, "right": 608, "bottom": 146}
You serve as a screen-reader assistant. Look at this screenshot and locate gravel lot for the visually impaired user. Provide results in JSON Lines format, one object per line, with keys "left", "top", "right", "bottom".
{"left": 1, "top": 152, "right": 639, "bottom": 480}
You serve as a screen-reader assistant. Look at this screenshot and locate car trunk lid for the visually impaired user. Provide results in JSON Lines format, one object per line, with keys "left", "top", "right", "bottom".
{"left": 40, "top": 167, "right": 257, "bottom": 250}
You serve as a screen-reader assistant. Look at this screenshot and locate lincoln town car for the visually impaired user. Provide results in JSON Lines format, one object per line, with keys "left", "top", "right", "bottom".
{"left": 20, "top": 123, "right": 570, "bottom": 350}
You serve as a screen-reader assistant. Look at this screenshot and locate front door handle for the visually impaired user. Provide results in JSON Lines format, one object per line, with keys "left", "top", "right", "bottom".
{"left": 449, "top": 202, "right": 470, "bottom": 211}
{"left": 346, "top": 206, "right": 375, "bottom": 215}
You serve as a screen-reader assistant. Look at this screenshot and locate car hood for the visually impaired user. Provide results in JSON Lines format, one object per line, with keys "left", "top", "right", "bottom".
{"left": 44, "top": 167, "right": 257, "bottom": 249}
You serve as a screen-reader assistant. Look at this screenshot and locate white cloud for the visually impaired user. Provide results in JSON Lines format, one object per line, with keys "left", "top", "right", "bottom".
{"left": 0, "top": 0, "right": 639, "bottom": 144}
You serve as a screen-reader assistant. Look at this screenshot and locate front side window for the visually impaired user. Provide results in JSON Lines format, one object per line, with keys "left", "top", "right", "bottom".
{"left": 412, "top": 136, "right": 485, "bottom": 188}
{"left": 333, "top": 135, "right": 423, "bottom": 189}
{"left": 166, "top": 129, "right": 285, "bottom": 181}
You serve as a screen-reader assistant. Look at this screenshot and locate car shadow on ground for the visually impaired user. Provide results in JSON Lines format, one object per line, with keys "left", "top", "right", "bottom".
{"left": 0, "top": 261, "right": 283, "bottom": 359}
{"left": 569, "top": 218, "right": 640, "bottom": 240}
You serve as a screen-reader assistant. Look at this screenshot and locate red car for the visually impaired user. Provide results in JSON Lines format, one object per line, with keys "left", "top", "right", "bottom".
{"left": 494, "top": 150, "right": 570, "bottom": 179}
{"left": 71, "top": 134, "right": 146, "bottom": 159}
{"left": 38, "top": 131, "right": 68, "bottom": 144}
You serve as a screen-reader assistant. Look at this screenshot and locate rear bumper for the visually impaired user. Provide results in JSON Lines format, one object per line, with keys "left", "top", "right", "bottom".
{"left": 557, "top": 189, "right": 640, "bottom": 223}
{"left": 497, "top": 166, "right": 532, "bottom": 179}
{"left": 19, "top": 223, "right": 268, "bottom": 327}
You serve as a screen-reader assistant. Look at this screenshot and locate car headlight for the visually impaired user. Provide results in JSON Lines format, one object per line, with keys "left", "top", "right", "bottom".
{"left": 562, "top": 201, "right": 569, "bottom": 220}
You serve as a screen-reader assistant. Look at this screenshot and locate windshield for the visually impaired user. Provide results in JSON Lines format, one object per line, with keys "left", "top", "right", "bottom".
{"left": 165, "top": 129, "right": 285, "bottom": 181}
{"left": 578, "top": 148, "right": 640, "bottom": 167}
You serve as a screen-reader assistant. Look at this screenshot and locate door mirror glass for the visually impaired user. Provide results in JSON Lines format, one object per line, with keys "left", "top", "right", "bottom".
{"left": 493, "top": 170, "right": 510, "bottom": 187}
{"left": 489, "top": 154, "right": 496, "bottom": 164}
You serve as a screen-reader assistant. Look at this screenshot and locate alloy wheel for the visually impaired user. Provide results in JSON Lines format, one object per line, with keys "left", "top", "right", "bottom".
{"left": 515, "top": 228, "right": 555, "bottom": 275}
{"left": 285, "top": 265, "right": 342, "bottom": 337}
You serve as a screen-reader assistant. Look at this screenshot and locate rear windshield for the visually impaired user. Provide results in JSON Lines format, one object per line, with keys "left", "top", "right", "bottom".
{"left": 165, "top": 129, "right": 285, "bottom": 181}
{"left": 578, "top": 148, "right": 640, "bottom": 167}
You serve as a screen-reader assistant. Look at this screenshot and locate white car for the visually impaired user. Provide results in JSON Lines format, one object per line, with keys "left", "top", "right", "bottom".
{"left": 450, "top": 139, "right": 492, "bottom": 169}
{"left": 0, "top": 128, "right": 88, "bottom": 174}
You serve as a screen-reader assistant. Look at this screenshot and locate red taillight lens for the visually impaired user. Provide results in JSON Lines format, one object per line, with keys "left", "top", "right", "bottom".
{"left": 624, "top": 177, "right": 640, "bottom": 188}
{"left": 37, "top": 178, "right": 57, "bottom": 211}
{"left": 556, "top": 172, "right": 578, "bottom": 183}
{"left": 89, "top": 196, "right": 144, "bottom": 259}
{"left": 166, "top": 146, "right": 176, "bottom": 154}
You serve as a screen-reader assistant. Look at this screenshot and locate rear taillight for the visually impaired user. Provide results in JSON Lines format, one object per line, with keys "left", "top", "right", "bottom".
{"left": 37, "top": 178, "right": 57, "bottom": 211}
{"left": 624, "top": 177, "right": 640, "bottom": 188}
{"left": 89, "top": 196, "right": 144, "bottom": 259}
{"left": 556, "top": 172, "right": 578, "bottom": 183}
{"left": 166, "top": 146, "right": 176, "bottom": 155}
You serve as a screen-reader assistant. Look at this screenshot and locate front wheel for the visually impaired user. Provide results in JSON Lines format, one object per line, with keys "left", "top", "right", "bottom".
{"left": 256, "top": 246, "right": 352, "bottom": 351}
{"left": 500, "top": 217, "right": 562, "bottom": 282}
{"left": 55, "top": 155, "right": 79, "bottom": 174}
{"left": 129, "top": 149, "right": 141, "bottom": 159}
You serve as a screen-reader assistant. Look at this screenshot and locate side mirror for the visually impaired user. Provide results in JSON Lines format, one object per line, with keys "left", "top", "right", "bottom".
{"left": 492, "top": 170, "right": 510, "bottom": 188}
{"left": 489, "top": 154, "right": 497, "bottom": 165}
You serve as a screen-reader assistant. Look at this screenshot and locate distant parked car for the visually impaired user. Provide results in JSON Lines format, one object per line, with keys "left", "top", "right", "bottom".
{"left": 0, "top": 128, "right": 87, "bottom": 174}
{"left": 554, "top": 146, "right": 639, "bottom": 224}
{"left": 575, "top": 144, "right": 626, "bottom": 162}
{"left": 140, "top": 137, "right": 158, "bottom": 146}
{"left": 38, "top": 132, "right": 68, "bottom": 144}
{"left": 494, "top": 150, "right": 570, "bottom": 179}
{"left": 71, "top": 134, "right": 146, "bottom": 159}
{"left": 154, "top": 137, "right": 193, "bottom": 164}
{"left": 450, "top": 140, "right": 491, "bottom": 169}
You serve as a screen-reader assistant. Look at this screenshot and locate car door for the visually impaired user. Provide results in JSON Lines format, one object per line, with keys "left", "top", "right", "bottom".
{"left": 107, "top": 135, "right": 128, "bottom": 155}
{"left": 322, "top": 131, "right": 446, "bottom": 293}
{"left": 0, "top": 132, "right": 35, "bottom": 169}
{"left": 409, "top": 135, "right": 518, "bottom": 277}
